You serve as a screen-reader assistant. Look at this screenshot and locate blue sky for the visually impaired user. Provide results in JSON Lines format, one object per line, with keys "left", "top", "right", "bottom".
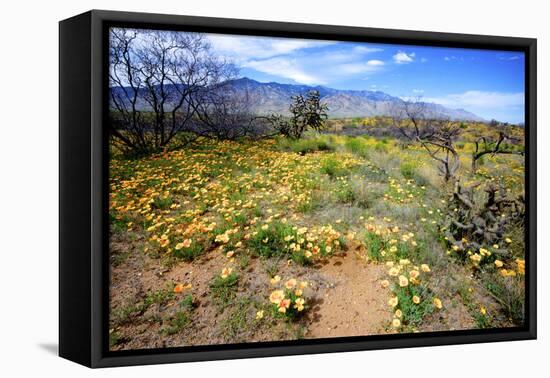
{"left": 206, "top": 33, "right": 525, "bottom": 123}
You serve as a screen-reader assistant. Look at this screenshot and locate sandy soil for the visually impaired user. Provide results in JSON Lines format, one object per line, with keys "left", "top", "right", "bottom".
{"left": 305, "top": 251, "right": 391, "bottom": 338}
{"left": 109, "top": 236, "right": 394, "bottom": 350}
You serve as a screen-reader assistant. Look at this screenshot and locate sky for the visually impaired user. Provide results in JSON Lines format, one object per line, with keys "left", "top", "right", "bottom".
{"left": 205, "top": 33, "right": 525, "bottom": 124}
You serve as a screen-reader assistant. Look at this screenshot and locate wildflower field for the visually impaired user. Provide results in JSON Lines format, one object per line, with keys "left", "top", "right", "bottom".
{"left": 109, "top": 122, "right": 525, "bottom": 350}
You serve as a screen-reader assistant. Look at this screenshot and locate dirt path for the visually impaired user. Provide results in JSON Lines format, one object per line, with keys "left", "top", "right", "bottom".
{"left": 306, "top": 251, "right": 392, "bottom": 339}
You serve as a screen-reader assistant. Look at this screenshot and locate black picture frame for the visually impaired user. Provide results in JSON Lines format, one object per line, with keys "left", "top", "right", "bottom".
{"left": 59, "top": 9, "right": 537, "bottom": 368}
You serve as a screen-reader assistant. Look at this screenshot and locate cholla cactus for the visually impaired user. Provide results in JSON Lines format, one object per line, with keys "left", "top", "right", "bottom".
{"left": 441, "top": 180, "right": 524, "bottom": 258}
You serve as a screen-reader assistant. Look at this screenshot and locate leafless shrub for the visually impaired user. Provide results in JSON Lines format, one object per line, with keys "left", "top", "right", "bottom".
{"left": 390, "top": 99, "right": 460, "bottom": 182}
{"left": 472, "top": 131, "right": 524, "bottom": 171}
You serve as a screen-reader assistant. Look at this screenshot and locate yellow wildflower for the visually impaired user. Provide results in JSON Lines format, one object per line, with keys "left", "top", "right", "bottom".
{"left": 470, "top": 254, "right": 482, "bottom": 263}
{"left": 269, "top": 290, "right": 285, "bottom": 304}
{"left": 270, "top": 275, "right": 281, "bottom": 285}
{"left": 516, "top": 259, "right": 525, "bottom": 275}
{"left": 285, "top": 278, "right": 297, "bottom": 289}
{"left": 220, "top": 267, "right": 233, "bottom": 279}
{"left": 294, "top": 297, "right": 305, "bottom": 311}
{"left": 279, "top": 298, "right": 291, "bottom": 311}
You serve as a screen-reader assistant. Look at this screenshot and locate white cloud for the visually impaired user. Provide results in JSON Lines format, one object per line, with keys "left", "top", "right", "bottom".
{"left": 412, "top": 89, "right": 424, "bottom": 94}
{"left": 423, "top": 91, "right": 524, "bottom": 109}
{"left": 498, "top": 55, "right": 522, "bottom": 61}
{"left": 393, "top": 51, "right": 415, "bottom": 64}
{"left": 444, "top": 56, "right": 464, "bottom": 62}
{"left": 337, "top": 59, "right": 385, "bottom": 75}
{"left": 371, "top": 84, "right": 389, "bottom": 89}
{"left": 353, "top": 46, "right": 384, "bottom": 54}
{"left": 243, "top": 57, "right": 325, "bottom": 85}
{"left": 367, "top": 59, "right": 385, "bottom": 66}
{"left": 205, "top": 33, "right": 388, "bottom": 85}
{"left": 206, "top": 34, "right": 334, "bottom": 62}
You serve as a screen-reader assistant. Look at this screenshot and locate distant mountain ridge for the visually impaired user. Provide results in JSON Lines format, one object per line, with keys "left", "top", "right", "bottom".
{"left": 110, "top": 77, "right": 485, "bottom": 122}
{"left": 229, "top": 77, "right": 484, "bottom": 121}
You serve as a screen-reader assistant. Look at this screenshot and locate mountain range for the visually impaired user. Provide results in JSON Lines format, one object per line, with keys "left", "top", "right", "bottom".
{"left": 230, "top": 78, "right": 484, "bottom": 121}
{"left": 110, "top": 77, "right": 485, "bottom": 122}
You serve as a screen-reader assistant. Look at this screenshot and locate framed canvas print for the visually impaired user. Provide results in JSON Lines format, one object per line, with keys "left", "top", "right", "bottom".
{"left": 59, "top": 10, "right": 536, "bottom": 368}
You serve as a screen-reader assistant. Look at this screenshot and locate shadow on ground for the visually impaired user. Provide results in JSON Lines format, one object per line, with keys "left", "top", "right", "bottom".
{"left": 38, "top": 343, "right": 58, "bottom": 356}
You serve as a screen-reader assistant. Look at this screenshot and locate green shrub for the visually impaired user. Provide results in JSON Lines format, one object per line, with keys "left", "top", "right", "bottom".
{"left": 393, "top": 284, "right": 434, "bottom": 327}
{"left": 143, "top": 288, "right": 175, "bottom": 307}
{"left": 290, "top": 139, "right": 319, "bottom": 154}
{"left": 110, "top": 213, "right": 131, "bottom": 234}
{"left": 296, "top": 193, "right": 322, "bottom": 213}
{"left": 179, "top": 294, "right": 195, "bottom": 310}
{"left": 320, "top": 156, "right": 347, "bottom": 177}
{"left": 209, "top": 272, "right": 239, "bottom": 310}
{"left": 247, "top": 222, "right": 297, "bottom": 258}
{"left": 345, "top": 137, "right": 369, "bottom": 156}
{"left": 374, "top": 142, "right": 389, "bottom": 153}
{"left": 400, "top": 160, "right": 417, "bottom": 180}
{"left": 316, "top": 139, "right": 333, "bottom": 151}
{"left": 485, "top": 274, "right": 524, "bottom": 324}
{"left": 335, "top": 181, "right": 355, "bottom": 204}
{"left": 365, "top": 231, "right": 386, "bottom": 261}
{"left": 162, "top": 312, "right": 190, "bottom": 335}
{"left": 219, "top": 297, "right": 255, "bottom": 341}
{"left": 290, "top": 249, "right": 313, "bottom": 266}
{"left": 173, "top": 241, "right": 205, "bottom": 261}
{"left": 152, "top": 195, "right": 173, "bottom": 210}
{"left": 278, "top": 137, "right": 335, "bottom": 154}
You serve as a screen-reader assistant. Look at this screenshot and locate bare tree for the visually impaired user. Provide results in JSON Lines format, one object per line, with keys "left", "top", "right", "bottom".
{"left": 472, "top": 131, "right": 524, "bottom": 171}
{"left": 190, "top": 83, "right": 269, "bottom": 140}
{"left": 109, "top": 28, "right": 235, "bottom": 153}
{"left": 109, "top": 29, "right": 148, "bottom": 153}
{"left": 391, "top": 99, "right": 461, "bottom": 182}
